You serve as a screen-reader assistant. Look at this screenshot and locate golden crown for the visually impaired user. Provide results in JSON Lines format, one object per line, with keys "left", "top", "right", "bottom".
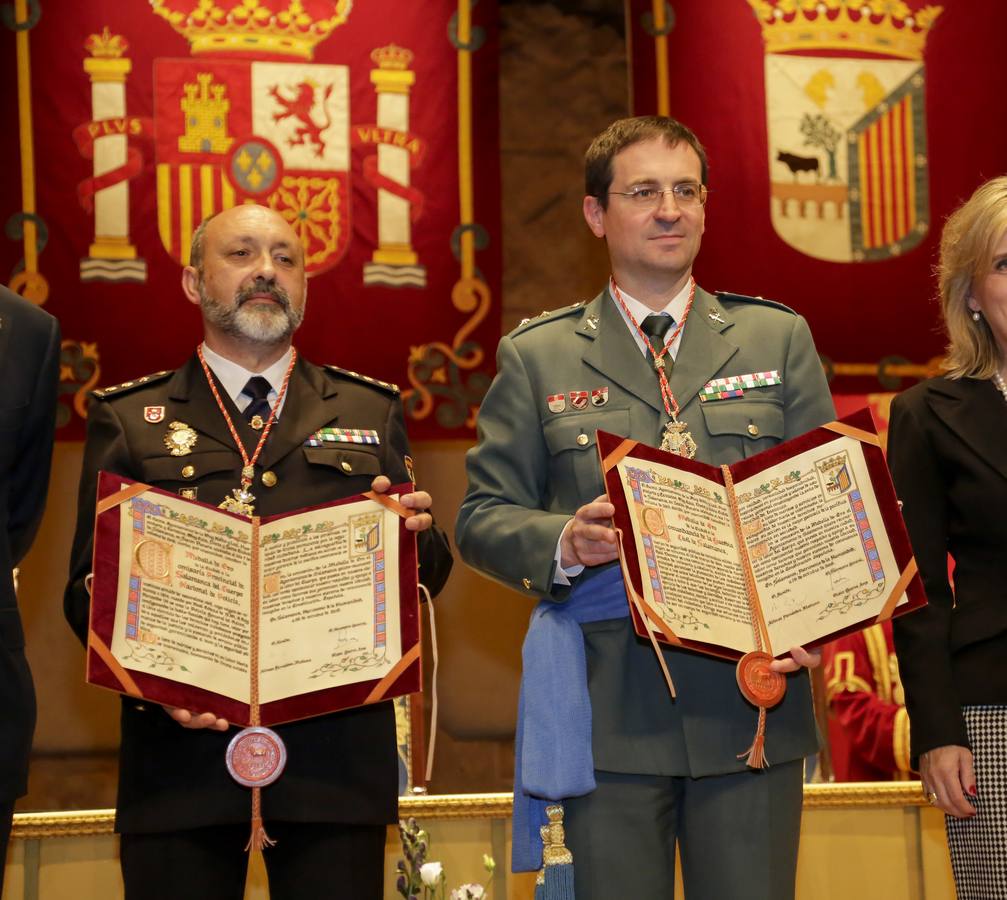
{"left": 747, "top": 0, "right": 942, "bottom": 60}
{"left": 370, "top": 44, "right": 414, "bottom": 70}
{"left": 85, "top": 27, "right": 129, "bottom": 59}
{"left": 149, "top": 0, "right": 352, "bottom": 60}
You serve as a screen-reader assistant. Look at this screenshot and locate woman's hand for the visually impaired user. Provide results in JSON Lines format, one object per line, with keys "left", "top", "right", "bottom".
{"left": 920, "top": 745, "right": 977, "bottom": 818}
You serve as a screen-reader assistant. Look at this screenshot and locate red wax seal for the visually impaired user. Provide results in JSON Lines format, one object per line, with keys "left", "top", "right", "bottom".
{"left": 226, "top": 726, "right": 287, "bottom": 788}
{"left": 736, "top": 651, "right": 786, "bottom": 709}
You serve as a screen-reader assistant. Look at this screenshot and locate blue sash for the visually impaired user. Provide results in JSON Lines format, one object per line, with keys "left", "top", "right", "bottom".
{"left": 511, "top": 564, "right": 629, "bottom": 872}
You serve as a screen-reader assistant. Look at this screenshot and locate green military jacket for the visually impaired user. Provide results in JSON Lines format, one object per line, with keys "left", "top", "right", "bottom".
{"left": 456, "top": 285, "right": 835, "bottom": 776}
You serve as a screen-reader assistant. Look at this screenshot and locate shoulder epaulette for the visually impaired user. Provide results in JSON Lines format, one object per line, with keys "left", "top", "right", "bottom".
{"left": 324, "top": 365, "right": 399, "bottom": 394}
{"left": 714, "top": 291, "right": 796, "bottom": 315}
{"left": 511, "top": 301, "right": 586, "bottom": 335}
{"left": 92, "top": 370, "right": 173, "bottom": 400}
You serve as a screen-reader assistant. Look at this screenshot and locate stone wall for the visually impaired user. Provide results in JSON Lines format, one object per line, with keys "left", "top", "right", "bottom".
{"left": 500, "top": 3, "right": 626, "bottom": 330}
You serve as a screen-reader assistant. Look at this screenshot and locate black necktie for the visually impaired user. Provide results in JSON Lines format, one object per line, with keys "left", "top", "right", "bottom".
{"left": 641, "top": 313, "right": 675, "bottom": 369}
{"left": 242, "top": 376, "right": 273, "bottom": 425}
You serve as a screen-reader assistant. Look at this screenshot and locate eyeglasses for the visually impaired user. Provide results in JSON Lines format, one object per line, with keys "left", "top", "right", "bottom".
{"left": 607, "top": 183, "right": 709, "bottom": 209}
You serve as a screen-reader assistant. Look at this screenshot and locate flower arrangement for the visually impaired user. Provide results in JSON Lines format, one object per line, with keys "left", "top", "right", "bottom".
{"left": 395, "top": 817, "right": 496, "bottom": 900}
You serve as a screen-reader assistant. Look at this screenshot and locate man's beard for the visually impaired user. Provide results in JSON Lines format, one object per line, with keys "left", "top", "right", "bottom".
{"left": 199, "top": 277, "right": 305, "bottom": 344}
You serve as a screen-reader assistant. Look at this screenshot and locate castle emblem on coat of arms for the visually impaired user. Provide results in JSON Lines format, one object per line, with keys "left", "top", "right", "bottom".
{"left": 77, "top": 0, "right": 429, "bottom": 287}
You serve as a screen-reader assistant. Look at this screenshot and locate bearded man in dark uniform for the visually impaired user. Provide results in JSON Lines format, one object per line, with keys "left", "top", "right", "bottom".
{"left": 64, "top": 204, "right": 452, "bottom": 900}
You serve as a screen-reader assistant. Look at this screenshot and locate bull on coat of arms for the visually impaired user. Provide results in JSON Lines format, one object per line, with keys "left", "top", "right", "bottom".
{"left": 748, "top": 0, "right": 943, "bottom": 263}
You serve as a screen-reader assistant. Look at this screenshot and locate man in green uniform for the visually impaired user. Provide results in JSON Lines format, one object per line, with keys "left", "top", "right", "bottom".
{"left": 65, "top": 204, "right": 452, "bottom": 900}
{"left": 456, "top": 116, "right": 834, "bottom": 898}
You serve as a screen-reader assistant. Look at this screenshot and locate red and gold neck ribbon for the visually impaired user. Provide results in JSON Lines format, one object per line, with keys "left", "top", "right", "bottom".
{"left": 197, "top": 346, "right": 298, "bottom": 496}
{"left": 610, "top": 278, "right": 696, "bottom": 418}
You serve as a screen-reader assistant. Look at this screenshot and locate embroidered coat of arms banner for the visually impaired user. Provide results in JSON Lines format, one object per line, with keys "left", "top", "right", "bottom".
{"left": 2, "top": 0, "right": 501, "bottom": 439}
{"left": 626, "top": 0, "right": 1007, "bottom": 392}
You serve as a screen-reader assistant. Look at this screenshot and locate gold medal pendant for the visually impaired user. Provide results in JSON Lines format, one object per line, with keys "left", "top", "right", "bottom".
{"left": 220, "top": 486, "right": 256, "bottom": 516}
{"left": 660, "top": 419, "right": 697, "bottom": 459}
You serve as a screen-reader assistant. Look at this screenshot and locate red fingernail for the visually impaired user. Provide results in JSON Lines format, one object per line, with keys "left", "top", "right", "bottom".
{"left": 968, "top": 785, "right": 977, "bottom": 797}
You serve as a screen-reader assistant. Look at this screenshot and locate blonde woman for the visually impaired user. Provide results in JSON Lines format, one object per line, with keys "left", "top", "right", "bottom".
{"left": 888, "top": 175, "right": 1007, "bottom": 898}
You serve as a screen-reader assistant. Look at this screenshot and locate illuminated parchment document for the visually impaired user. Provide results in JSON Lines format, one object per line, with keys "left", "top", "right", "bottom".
{"left": 86, "top": 473, "right": 420, "bottom": 725}
{"left": 598, "top": 409, "right": 926, "bottom": 659}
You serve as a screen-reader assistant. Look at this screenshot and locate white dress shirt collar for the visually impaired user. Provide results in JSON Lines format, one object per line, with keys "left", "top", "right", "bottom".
{"left": 199, "top": 343, "right": 294, "bottom": 413}
{"left": 609, "top": 278, "right": 693, "bottom": 359}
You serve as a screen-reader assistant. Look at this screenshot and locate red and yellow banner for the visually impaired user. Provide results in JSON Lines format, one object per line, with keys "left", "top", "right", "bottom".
{"left": 627, "top": 0, "right": 1007, "bottom": 393}
{"left": 1, "top": 0, "right": 500, "bottom": 439}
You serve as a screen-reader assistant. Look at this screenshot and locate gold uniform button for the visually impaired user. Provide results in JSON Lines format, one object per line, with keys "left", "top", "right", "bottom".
{"left": 262, "top": 470, "right": 277, "bottom": 488}
{"left": 576, "top": 433, "right": 589, "bottom": 446}
{"left": 181, "top": 465, "right": 195, "bottom": 479}
{"left": 522, "top": 578, "right": 532, "bottom": 590}
{"left": 747, "top": 423, "right": 760, "bottom": 436}
{"left": 340, "top": 460, "right": 353, "bottom": 473}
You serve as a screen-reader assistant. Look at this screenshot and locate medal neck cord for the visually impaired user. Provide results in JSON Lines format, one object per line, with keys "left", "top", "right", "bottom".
{"left": 197, "top": 346, "right": 298, "bottom": 503}
{"left": 610, "top": 278, "right": 696, "bottom": 419}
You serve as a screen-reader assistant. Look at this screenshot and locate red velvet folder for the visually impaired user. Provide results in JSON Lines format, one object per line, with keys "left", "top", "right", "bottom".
{"left": 86, "top": 471, "right": 420, "bottom": 726}
{"left": 598, "top": 408, "right": 927, "bottom": 662}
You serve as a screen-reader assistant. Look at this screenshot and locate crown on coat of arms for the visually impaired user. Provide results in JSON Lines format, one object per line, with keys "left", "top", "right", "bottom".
{"left": 85, "top": 26, "right": 129, "bottom": 58}
{"left": 149, "top": 0, "right": 352, "bottom": 60}
{"left": 747, "top": 0, "right": 942, "bottom": 60}
{"left": 370, "top": 44, "right": 414, "bottom": 70}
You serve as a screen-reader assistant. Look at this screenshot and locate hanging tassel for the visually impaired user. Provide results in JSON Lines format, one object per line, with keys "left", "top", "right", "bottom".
{"left": 534, "top": 823, "right": 549, "bottom": 900}
{"left": 244, "top": 786, "right": 276, "bottom": 851}
{"left": 539, "top": 804, "right": 575, "bottom": 900}
{"left": 738, "top": 706, "right": 769, "bottom": 770}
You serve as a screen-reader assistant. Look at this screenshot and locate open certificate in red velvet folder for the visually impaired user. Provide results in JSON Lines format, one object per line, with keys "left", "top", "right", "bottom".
{"left": 86, "top": 472, "right": 420, "bottom": 726}
{"left": 598, "top": 408, "right": 926, "bottom": 661}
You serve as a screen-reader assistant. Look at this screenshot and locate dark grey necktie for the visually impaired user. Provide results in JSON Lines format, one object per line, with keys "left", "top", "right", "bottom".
{"left": 241, "top": 376, "right": 273, "bottom": 425}
{"left": 641, "top": 313, "right": 675, "bottom": 369}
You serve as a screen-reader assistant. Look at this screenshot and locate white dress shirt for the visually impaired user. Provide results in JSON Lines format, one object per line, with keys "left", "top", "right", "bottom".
{"left": 199, "top": 343, "right": 294, "bottom": 419}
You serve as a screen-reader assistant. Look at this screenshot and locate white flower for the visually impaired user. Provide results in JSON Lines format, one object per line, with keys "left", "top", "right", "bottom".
{"left": 450, "top": 885, "right": 485, "bottom": 900}
{"left": 420, "top": 861, "right": 444, "bottom": 887}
